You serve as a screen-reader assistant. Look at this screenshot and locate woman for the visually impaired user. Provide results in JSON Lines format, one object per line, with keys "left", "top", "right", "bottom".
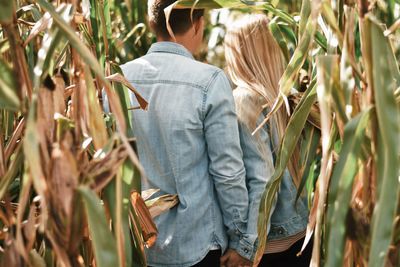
{"left": 224, "top": 14, "right": 312, "bottom": 266}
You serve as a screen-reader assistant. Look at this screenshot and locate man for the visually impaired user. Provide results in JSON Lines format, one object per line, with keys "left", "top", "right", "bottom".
{"left": 121, "top": 1, "right": 256, "bottom": 266}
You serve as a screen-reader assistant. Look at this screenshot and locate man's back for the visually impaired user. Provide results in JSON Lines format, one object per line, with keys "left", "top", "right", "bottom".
{"left": 122, "top": 42, "right": 252, "bottom": 266}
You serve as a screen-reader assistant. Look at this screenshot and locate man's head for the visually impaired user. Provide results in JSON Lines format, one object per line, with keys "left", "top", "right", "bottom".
{"left": 148, "top": 0, "right": 205, "bottom": 53}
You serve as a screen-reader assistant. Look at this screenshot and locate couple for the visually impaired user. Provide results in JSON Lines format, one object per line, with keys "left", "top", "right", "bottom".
{"left": 121, "top": 1, "right": 311, "bottom": 266}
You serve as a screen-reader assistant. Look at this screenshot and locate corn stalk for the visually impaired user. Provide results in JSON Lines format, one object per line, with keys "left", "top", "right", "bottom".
{"left": 0, "top": 0, "right": 170, "bottom": 266}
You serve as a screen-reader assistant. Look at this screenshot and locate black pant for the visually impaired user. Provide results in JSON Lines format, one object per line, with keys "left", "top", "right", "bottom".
{"left": 258, "top": 237, "right": 313, "bottom": 267}
{"left": 192, "top": 250, "right": 221, "bottom": 267}
{"left": 148, "top": 250, "right": 221, "bottom": 267}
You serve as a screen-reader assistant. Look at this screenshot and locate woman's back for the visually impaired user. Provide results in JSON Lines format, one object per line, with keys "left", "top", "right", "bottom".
{"left": 225, "top": 14, "right": 313, "bottom": 265}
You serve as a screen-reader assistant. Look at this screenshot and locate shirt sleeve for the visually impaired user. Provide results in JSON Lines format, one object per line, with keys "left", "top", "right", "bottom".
{"left": 203, "top": 71, "right": 253, "bottom": 260}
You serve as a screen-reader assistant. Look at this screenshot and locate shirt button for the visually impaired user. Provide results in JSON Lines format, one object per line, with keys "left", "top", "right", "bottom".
{"left": 278, "top": 229, "right": 284, "bottom": 234}
{"left": 244, "top": 248, "right": 249, "bottom": 253}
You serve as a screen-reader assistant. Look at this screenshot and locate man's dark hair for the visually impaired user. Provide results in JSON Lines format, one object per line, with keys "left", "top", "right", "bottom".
{"left": 148, "top": 0, "right": 205, "bottom": 38}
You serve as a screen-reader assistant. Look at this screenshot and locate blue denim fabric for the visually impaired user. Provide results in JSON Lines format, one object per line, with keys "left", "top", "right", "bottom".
{"left": 120, "top": 42, "right": 255, "bottom": 266}
{"left": 233, "top": 89, "right": 309, "bottom": 248}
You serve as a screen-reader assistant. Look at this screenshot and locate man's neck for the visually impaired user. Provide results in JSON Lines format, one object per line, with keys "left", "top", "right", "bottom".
{"left": 157, "top": 36, "right": 196, "bottom": 55}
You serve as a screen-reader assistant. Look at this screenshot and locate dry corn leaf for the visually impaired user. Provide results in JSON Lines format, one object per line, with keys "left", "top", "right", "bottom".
{"left": 142, "top": 189, "right": 160, "bottom": 201}
{"left": 145, "top": 194, "right": 179, "bottom": 219}
{"left": 86, "top": 146, "right": 128, "bottom": 192}
{"left": 5, "top": 118, "right": 25, "bottom": 161}
{"left": 23, "top": 12, "right": 52, "bottom": 47}
{"left": 105, "top": 73, "right": 148, "bottom": 111}
{"left": 83, "top": 67, "right": 108, "bottom": 150}
{"left": 49, "top": 142, "right": 79, "bottom": 221}
{"left": 0, "top": 133, "right": 5, "bottom": 177}
{"left": 130, "top": 191, "right": 158, "bottom": 248}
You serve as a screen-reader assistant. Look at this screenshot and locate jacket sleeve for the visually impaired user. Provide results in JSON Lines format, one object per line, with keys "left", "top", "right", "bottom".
{"left": 203, "top": 70, "right": 254, "bottom": 260}
{"left": 236, "top": 117, "right": 277, "bottom": 260}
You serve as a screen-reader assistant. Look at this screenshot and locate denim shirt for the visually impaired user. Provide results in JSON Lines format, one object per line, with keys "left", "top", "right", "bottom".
{"left": 120, "top": 42, "right": 256, "bottom": 266}
{"left": 233, "top": 88, "right": 309, "bottom": 248}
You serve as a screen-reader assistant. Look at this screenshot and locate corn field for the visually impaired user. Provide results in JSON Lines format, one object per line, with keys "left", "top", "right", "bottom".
{"left": 0, "top": 0, "right": 399, "bottom": 267}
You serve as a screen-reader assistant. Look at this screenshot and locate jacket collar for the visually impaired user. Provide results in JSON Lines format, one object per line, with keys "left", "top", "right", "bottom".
{"left": 147, "top": 41, "right": 194, "bottom": 59}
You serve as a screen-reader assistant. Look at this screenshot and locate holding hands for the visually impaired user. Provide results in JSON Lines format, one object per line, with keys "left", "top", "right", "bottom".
{"left": 220, "top": 249, "right": 253, "bottom": 267}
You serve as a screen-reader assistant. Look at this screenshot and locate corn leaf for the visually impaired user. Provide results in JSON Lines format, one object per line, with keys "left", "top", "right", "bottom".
{"left": 78, "top": 186, "right": 120, "bottom": 267}
{"left": 0, "top": 145, "right": 22, "bottom": 200}
{"left": 254, "top": 3, "right": 320, "bottom": 134}
{"left": 0, "top": 58, "right": 20, "bottom": 111}
{"left": 36, "top": 0, "right": 127, "bottom": 133}
{"left": 296, "top": 124, "right": 320, "bottom": 203}
{"left": 364, "top": 15, "right": 400, "bottom": 267}
{"left": 299, "top": 0, "right": 311, "bottom": 38}
{"left": 269, "top": 18, "right": 290, "bottom": 63}
{"left": 103, "top": 161, "right": 140, "bottom": 267}
{"left": 255, "top": 80, "right": 317, "bottom": 264}
{"left": 0, "top": 0, "right": 14, "bottom": 24}
{"left": 325, "top": 107, "right": 372, "bottom": 267}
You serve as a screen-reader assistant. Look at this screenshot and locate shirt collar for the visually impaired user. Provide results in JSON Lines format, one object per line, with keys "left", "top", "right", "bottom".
{"left": 147, "top": 41, "right": 194, "bottom": 59}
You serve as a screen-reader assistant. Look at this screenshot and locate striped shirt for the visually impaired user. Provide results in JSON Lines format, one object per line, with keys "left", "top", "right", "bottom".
{"left": 265, "top": 230, "right": 306, "bottom": 254}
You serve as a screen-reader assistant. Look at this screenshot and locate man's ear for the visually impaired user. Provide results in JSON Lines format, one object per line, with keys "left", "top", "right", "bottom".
{"left": 149, "top": 20, "right": 157, "bottom": 32}
{"left": 194, "top": 16, "right": 204, "bottom": 35}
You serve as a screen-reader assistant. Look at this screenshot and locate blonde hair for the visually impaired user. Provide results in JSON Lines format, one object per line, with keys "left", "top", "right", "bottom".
{"left": 225, "top": 14, "right": 301, "bottom": 187}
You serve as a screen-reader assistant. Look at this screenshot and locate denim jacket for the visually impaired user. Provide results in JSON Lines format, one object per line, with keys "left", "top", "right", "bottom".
{"left": 120, "top": 42, "right": 259, "bottom": 266}
{"left": 233, "top": 88, "right": 309, "bottom": 248}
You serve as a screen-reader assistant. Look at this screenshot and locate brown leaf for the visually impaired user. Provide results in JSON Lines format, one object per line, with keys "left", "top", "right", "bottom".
{"left": 53, "top": 75, "right": 66, "bottom": 115}
{"left": 46, "top": 232, "right": 72, "bottom": 267}
{"left": 0, "top": 240, "right": 24, "bottom": 267}
{"left": 4, "top": 118, "right": 25, "bottom": 161}
{"left": 299, "top": 182, "right": 319, "bottom": 255}
{"left": 86, "top": 145, "right": 128, "bottom": 192}
{"left": 23, "top": 12, "right": 52, "bottom": 47}
{"left": 130, "top": 191, "right": 158, "bottom": 248}
{"left": 145, "top": 194, "right": 179, "bottom": 219}
{"left": 49, "top": 141, "right": 79, "bottom": 222}
{"left": 0, "top": 132, "right": 5, "bottom": 177}
{"left": 23, "top": 202, "right": 38, "bottom": 252}
{"left": 106, "top": 73, "right": 148, "bottom": 110}
{"left": 83, "top": 66, "right": 108, "bottom": 150}
{"left": 142, "top": 189, "right": 160, "bottom": 201}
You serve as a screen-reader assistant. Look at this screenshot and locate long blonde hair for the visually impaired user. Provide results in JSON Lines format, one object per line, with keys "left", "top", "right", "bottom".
{"left": 225, "top": 14, "right": 301, "bottom": 187}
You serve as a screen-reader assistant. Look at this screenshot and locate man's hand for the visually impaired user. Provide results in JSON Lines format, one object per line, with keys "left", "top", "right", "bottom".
{"left": 220, "top": 249, "right": 252, "bottom": 267}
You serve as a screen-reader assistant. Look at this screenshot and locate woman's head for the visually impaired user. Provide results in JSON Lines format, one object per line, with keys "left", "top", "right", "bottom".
{"left": 225, "top": 14, "right": 284, "bottom": 103}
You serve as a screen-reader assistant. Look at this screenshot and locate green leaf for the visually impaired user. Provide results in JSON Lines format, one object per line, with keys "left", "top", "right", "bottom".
{"left": 36, "top": 0, "right": 107, "bottom": 86}
{"left": 33, "top": 5, "right": 73, "bottom": 90}
{"left": 325, "top": 108, "right": 372, "bottom": 267}
{"left": 296, "top": 124, "right": 320, "bottom": 203}
{"left": 0, "top": 145, "right": 23, "bottom": 200}
{"left": 278, "top": 23, "right": 297, "bottom": 46}
{"left": 29, "top": 250, "right": 46, "bottom": 267}
{"left": 298, "top": 0, "right": 311, "bottom": 38}
{"left": 263, "top": 4, "right": 319, "bottom": 123}
{"left": 269, "top": 19, "right": 290, "bottom": 63}
{"left": 0, "top": 59, "right": 20, "bottom": 111}
{"left": 103, "top": 160, "right": 143, "bottom": 267}
{"left": 320, "top": 0, "right": 343, "bottom": 48}
{"left": 364, "top": 15, "right": 400, "bottom": 267}
{"left": 0, "top": 0, "right": 15, "bottom": 24}
{"left": 255, "top": 79, "right": 317, "bottom": 262}
{"left": 279, "top": 10, "right": 317, "bottom": 96}
{"left": 36, "top": 0, "right": 127, "bottom": 133}
{"left": 111, "top": 64, "right": 135, "bottom": 137}
{"left": 78, "top": 186, "right": 120, "bottom": 267}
